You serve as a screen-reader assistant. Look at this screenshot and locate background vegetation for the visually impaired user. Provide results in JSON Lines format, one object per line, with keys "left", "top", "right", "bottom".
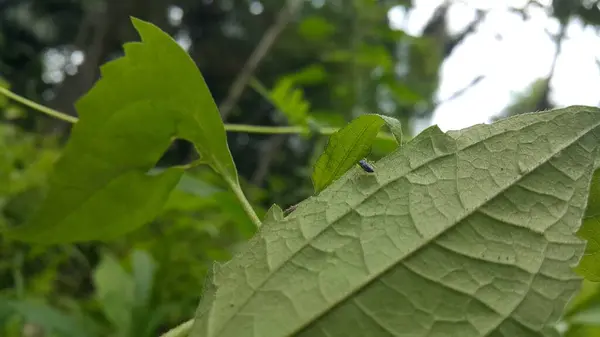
{"left": 1, "top": 0, "right": 600, "bottom": 336}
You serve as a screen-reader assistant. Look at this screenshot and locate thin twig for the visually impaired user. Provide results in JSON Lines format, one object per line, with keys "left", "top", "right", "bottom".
{"left": 436, "top": 75, "right": 484, "bottom": 105}
{"left": 533, "top": 17, "right": 568, "bottom": 111}
{"left": 250, "top": 134, "right": 286, "bottom": 186}
{"left": 218, "top": 0, "right": 303, "bottom": 120}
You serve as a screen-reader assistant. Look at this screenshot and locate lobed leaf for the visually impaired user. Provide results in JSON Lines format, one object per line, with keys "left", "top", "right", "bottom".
{"left": 191, "top": 106, "right": 600, "bottom": 337}
{"left": 312, "top": 114, "right": 402, "bottom": 193}
{"left": 5, "top": 18, "right": 238, "bottom": 243}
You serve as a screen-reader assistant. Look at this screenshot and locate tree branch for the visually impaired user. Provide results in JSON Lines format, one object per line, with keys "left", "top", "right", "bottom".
{"left": 250, "top": 134, "right": 286, "bottom": 186}
{"left": 218, "top": 0, "right": 303, "bottom": 120}
{"left": 436, "top": 75, "right": 484, "bottom": 105}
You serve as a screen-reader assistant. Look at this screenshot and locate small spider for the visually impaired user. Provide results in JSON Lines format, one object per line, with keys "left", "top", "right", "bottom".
{"left": 358, "top": 159, "right": 374, "bottom": 173}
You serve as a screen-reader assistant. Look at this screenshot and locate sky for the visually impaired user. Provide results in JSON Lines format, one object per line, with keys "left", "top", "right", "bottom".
{"left": 388, "top": 0, "right": 600, "bottom": 132}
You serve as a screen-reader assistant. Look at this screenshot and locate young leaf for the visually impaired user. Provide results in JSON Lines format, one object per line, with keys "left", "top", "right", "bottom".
{"left": 190, "top": 106, "right": 600, "bottom": 337}
{"left": 311, "top": 114, "right": 402, "bottom": 193}
{"left": 5, "top": 18, "right": 238, "bottom": 243}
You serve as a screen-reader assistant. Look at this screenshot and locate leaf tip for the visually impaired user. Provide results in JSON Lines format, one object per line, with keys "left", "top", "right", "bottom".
{"left": 265, "top": 204, "right": 284, "bottom": 222}
{"left": 129, "top": 17, "right": 162, "bottom": 42}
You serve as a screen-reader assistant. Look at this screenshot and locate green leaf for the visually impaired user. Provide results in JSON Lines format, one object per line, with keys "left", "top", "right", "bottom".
{"left": 323, "top": 45, "right": 394, "bottom": 70}
{"left": 94, "top": 252, "right": 135, "bottom": 335}
{"left": 191, "top": 106, "right": 600, "bottom": 337}
{"left": 2, "top": 298, "right": 94, "bottom": 337}
{"left": 385, "top": 80, "right": 425, "bottom": 106}
{"left": 287, "top": 64, "right": 327, "bottom": 85}
{"left": 568, "top": 306, "right": 600, "bottom": 326}
{"left": 297, "top": 16, "right": 336, "bottom": 42}
{"left": 175, "top": 172, "right": 222, "bottom": 197}
{"left": 131, "top": 250, "right": 156, "bottom": 308}
{"left": 129, "top": 250, "right": 162, "bottom": 337}
{"left": 565, "top": 324, "right": 600, "bottom": 337}
{"left": 5, "top": 18, "right": 238, "bottom": 243}
{"left": 380, "top": 115, "right": 403, "bottom": 144}
{"left": 312, "top": 114, "right": 402, "bottom": 193}
{"left": 4, "top": 105, "right": 25, "bottom": 120}
{"left": 251, "top": 78, "right": 310, "bottom": 126}
{"left": 574, "top": 169, "right": 600, "bottom": 280}
{"left": 566, "top": 280, "right": 600, "bottom": 318}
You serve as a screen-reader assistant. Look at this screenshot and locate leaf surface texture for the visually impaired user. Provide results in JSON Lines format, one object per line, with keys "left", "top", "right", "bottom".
{"left": 192, "top": 106, "right": 600, "bottom": 337}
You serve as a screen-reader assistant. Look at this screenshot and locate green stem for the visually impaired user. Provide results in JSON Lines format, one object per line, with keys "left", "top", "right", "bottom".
{"left": 227, "top": 123, "right": 301, "bottom": 134}
{"left": 0, "top": 86, "right": 396, "bottom": 227}
{"left": 228, "top": 177, "right": 262, "bottom": 228}
{"left": 160, "top": 319, "right": 194, "bottom": 337}
{"left": 0, "top": 87, "right": 266, "bottom": 228}
{"left": 0, "top": 86, "right": 78, "bottom": 123}
{"left": 0, "top": 87, "right": 395, "bottom": 141}
{"left": 156, "top": 186, "right": 262, "bottom": 337}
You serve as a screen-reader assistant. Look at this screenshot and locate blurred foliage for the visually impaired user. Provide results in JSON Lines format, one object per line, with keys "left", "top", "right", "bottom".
{"left": 1, "top": 0, "right": 600, "bottom": 336}
{"left": 492, "top": 78, "right": 550, "bottom": 121}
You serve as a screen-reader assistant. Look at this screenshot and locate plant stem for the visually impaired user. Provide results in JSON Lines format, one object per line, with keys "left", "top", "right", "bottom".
{"left": 229, "top": 178, "right": 262, "bottom": 228}
{"left": 0, "top": 87, "right": 78, "bottom": 123}
{"left": 226, "top": 123, "right": 333, "bottom": 136}
{"left": 0, "top": 86, "right": 396, "bottom": 141}
{"left": 159, "top": 319, "right": 194, "bottom": 337}
{"left": 1, "top": 86, "right": 264, "bottom": 225}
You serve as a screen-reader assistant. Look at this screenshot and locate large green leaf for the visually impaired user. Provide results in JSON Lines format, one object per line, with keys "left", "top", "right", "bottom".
{"left": 5, "top": 18, "right": 238, "bottom": 243}
{"left": 191, "top": 106, "right": 600, "bottom": 337}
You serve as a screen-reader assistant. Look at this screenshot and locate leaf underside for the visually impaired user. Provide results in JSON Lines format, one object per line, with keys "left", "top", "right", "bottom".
{"left": 6, "top": 18, "right": 237, "bottom": 243}
{"left": 192, "top": 106, "right": 600, "bottom": 337}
